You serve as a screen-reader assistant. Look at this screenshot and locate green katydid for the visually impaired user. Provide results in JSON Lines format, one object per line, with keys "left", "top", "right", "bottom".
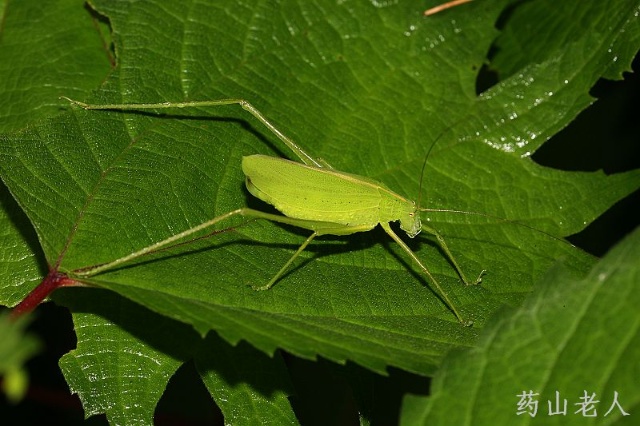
{"left": 62, "top": 97, "right": 485, "bottom": 325}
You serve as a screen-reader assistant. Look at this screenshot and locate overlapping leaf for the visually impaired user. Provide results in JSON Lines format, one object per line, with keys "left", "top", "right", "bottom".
{"left": 401, "top": 226, "right": 640, "bottom": 425}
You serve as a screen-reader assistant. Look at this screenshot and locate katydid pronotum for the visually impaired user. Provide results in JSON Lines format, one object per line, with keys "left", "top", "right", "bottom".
{"left": 62, "top": 97, "right": 485, "bottom": 325}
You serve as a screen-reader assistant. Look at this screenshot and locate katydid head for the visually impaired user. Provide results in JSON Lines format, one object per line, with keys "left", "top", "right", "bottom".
{"left": 399, "top": 202, "right": 421, "bottom": 238}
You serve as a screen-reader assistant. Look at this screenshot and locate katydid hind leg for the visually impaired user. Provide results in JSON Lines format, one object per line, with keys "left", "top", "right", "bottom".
{"left": 62, "top": 97, "right": 326, "bottom": 168}
{"left": 252, "top": 232, "right": 318, "bottom": 291}
{"left": 381, "top": 223, "right": 469, "bottom": 325}
{"left": 74, "top": 208, "right": 321, "bottom": 279}
{"left": 421, "top": 224, "right": 485, "bottom": 286}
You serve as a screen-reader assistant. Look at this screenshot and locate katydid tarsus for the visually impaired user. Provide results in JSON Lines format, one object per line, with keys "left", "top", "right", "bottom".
{"left": 62, "top": 97, "right": 486, "bottom": 325}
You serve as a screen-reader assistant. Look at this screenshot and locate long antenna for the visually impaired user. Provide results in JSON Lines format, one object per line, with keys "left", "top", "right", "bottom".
{"left": 416, "top": 120, "right": 464, "bottom": 211}
{"left": 419, "top": 207, "right": 574, "bottom": 248}
{"left": 415, "top": 118, "right": 574, "bottom": 250}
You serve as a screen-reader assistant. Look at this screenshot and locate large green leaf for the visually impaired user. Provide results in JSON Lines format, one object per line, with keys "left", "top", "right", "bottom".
{"left": 57, "top": 289, "right": 297, "bottom": 425}
{"left": 0, "top": 0, "right": 639, "bottom": 423}
{"left": 2, "top": 0, "right": 638, "bottom": 372}
{"left": 58, "top": 289, "right": 199, "bottom": 424}
{"left": 195, "top": 334, "right": 298, "bottom": 425}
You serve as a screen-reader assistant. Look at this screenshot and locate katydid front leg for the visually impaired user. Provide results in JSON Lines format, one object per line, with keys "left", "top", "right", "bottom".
{"left": 421, "top": 224, "right": 485, "bottom": 286}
